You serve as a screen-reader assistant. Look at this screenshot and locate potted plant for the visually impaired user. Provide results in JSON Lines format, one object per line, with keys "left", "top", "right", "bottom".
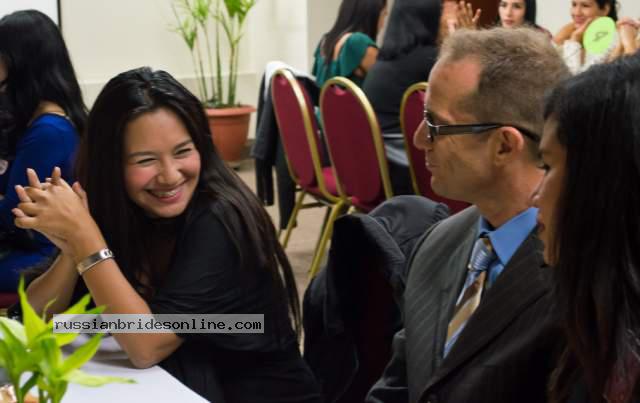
{"left": 172, "top": 0, "right": 257, "bottom": 164}
{"left": 0, "top": 280, "right": 134, "bottom": 403}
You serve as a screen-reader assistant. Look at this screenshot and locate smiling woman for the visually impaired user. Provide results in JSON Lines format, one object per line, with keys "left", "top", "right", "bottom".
{"left": 11, "top": 67, "right": 322, "bottom": 403}
{"left": 122, "top": 109, "right": 201, "bottom": 219}
{"left": 553, "top": 0, "right": 620, "bottom": 74}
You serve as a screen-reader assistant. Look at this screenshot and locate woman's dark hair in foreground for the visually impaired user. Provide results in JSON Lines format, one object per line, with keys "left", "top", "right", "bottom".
{"left": 377, "top": 0, "right": 440, "bottom": 61}
{"left": 321, "top": 0, "right": 387, "bottom": 65}
{"left": 0, "top": 10, "right": 87, "bottom": 153}
{"left": 545, "top": 53, "right": 640, "bottom": 402}
{"left": 76, "top": 67, "right": 301, "bottom": 334}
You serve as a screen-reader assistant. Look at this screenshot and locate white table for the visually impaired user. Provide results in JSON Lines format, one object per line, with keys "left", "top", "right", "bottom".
{"left": 62, "top": 336, "right": 208, "bottom": 403}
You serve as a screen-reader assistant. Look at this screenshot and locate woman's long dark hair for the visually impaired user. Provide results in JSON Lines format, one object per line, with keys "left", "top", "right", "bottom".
{"left": 377, "top": 0, "right": 440, "bottom": 61}
{"left": 545, "top": 53, "right": 640, "bottom": 402}
{"left": 76, "top": 67, "right": 301, "bottom": 335}
{"left": 595, "top": 0, "right": 618, "bottom": 21}
{"left": 321, "top": 0, "right": 386, "bottom": 65}
{"left": 0, "top": 10, "right": 87, "bottom": 156}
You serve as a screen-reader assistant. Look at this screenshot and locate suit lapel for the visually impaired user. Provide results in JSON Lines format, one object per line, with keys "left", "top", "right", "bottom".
{"left": 431, "top": 224, "right": 477, "bottom": 370}
{"left": 423, "top": 231, "right": 547, "bottom": 392}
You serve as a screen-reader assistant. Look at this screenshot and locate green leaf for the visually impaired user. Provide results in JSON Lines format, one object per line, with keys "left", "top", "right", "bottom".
{"left": 60, "top": 294, "right": 92, "bottom": 316}
{"left": 0, "top": 317, "right": 27, "bottom": 344}
{"left": 34, "top": 334, "right": 62, "bottom": 379}
{"left": 0, "top": 339, "right": 12, "bottom": 369}
{"left": 17, "top": 277, "right": 47, "bottom": 344}
{"left": 59, "top": 334, "right": 103, "bottom": 375}
{"left": 20, "top": 373, "right": 39, "bottom": 399}
{"left": 63, "top": 369, "right": 135, "bottom": 387}
{"left": 0, "top": 321, "right": 36, "bottom": 375}
{"left": 47, "top": 296, "right": 104, "bottom": 347}
{"left": 37, "top": 376, "right": 53, "bottom": 394}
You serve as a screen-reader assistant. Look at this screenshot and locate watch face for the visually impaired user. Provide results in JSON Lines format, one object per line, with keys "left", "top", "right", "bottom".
{"left": 0, "top": 159, "right": 8, "bottom": 175}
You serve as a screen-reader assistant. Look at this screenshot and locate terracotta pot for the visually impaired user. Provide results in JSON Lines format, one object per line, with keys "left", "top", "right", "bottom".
{"left": 205, "top": 105, "right": 256, "bottom": 163}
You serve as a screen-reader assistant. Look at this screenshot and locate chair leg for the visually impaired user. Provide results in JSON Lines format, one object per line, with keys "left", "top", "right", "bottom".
{"left": 312, "top": 206, "right": 332, "bottom": 256}
{"left": 308, "top": 201, "right": 348, "bottom": 280}
{"left": 281, "top": 190, "right": 306, "bottom": 249}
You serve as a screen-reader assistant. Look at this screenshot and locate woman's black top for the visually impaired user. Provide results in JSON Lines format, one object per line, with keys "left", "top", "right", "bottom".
{"left": 362, "top": 45, "right": 438, "bottom": 134}
{"left": 44, "top": 194, "right": 322, "bottom": 403}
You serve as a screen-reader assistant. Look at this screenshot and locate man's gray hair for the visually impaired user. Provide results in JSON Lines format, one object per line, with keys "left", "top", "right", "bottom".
{"left": 439, "top": 27, "right": 570, "bottom": 145}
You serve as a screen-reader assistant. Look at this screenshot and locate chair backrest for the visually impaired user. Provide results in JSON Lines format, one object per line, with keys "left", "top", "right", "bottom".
{"left": 320, "top": 77, "right": 393, "bottom": 210}
{"left": 400, "top": 83, "right": 470, "bottom": 214}
{"left": 0, "top": 293, "right": 18, "bottom": 309}
{"left": 271, "top": 69, "right": 335, "bottom": 200}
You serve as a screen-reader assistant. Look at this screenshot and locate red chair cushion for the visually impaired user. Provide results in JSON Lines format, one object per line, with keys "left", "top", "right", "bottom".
{"left": 307, "top": 167, "right": 340, "bottom": 199}
{"left": 272, "top": 74, "right": 321, "bottom": 188}
{"left": 0, "top": 293, "right": 18, "bottom": 308}
{"left": 321, "top": 83, "right": 386, "bottom": 206}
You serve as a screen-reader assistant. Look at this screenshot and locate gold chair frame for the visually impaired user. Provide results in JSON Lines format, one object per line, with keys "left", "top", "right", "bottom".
{"left": 399, "top": 82, "right": 428, "bottom": 196}
{"left": 271, "top": 69, "right": 349, "bottom": 280}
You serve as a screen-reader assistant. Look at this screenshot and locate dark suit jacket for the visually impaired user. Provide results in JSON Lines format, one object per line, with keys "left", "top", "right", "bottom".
{"left": 367, "top": 206, "right": 561, "bottom": 403}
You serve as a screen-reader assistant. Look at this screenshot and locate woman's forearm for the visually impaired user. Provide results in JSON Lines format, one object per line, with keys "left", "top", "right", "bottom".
{"left": 79, "top": 253, "right": 183, "bottom": 369}
{"left": 25, "top": 253, "right": 79, "bottom": 317}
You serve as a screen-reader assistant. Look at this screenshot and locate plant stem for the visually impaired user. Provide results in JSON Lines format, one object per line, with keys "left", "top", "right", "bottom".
{"left": 202, "top": 23, "right": 216, "bottom": 104}
{"left": 9, "top": 376, "right": 23, "bottom": 403}
{"left": 215, "top": 0, "right": 223, "bottom": 106}
{"left": 228, "top": 44, "right": 235, "bottom": 107}
{"left": 194, "top": 36, "right": 209, "bottom": 102}
{"left": 190, "top": 51, "right": 204, "bottom": 101}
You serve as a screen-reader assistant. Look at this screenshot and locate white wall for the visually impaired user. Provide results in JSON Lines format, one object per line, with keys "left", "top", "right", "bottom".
{"left": 306, "top": 0, "right": 341, "bottom": 69}
{"left": 60, "top": 0, "right": 310, "bottom": 137}
{"left": 48, "top": 0, "right": 640, "bottom": 139}
{"left": 538, "top": 0, "right": 640, "bottom": 35}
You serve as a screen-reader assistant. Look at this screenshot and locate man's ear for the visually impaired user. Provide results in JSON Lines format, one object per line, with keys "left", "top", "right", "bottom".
{"left": 493, "top": 127, "right": 526, "bottom": 166}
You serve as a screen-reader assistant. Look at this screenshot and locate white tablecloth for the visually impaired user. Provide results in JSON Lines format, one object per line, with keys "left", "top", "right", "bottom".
{"left": 62, "top": 335, "right": 208, "bottom": 403}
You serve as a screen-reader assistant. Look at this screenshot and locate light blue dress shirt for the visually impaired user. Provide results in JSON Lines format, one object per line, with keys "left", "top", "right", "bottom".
{"left": 443, "top": 207, "right": 538, "bottom": 357}
{"left": 478, "top": 207, "right": 539, "bottom": 287}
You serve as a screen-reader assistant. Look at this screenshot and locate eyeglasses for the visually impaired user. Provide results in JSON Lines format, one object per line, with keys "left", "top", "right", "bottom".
{"left": 423, "top": 110, "right": 540, "bottom": 143}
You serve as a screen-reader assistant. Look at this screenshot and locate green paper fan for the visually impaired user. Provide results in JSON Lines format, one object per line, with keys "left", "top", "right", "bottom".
{"left": 583, "top": 16, "right": 617, "bottom": 55}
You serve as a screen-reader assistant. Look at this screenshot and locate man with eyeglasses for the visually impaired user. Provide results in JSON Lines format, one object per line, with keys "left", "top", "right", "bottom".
{"left": 367, "top": 28, "right": 570, "bottom": 403}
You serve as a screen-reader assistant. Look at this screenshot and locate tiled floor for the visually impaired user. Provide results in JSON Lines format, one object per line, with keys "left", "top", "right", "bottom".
{"left": 234, "top": 159, "right": 326, "bottom": 300}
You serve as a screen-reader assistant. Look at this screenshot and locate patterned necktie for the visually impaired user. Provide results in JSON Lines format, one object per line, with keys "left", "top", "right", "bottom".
{"left": 444, "top": 236, "right": 496, "bottom": 357}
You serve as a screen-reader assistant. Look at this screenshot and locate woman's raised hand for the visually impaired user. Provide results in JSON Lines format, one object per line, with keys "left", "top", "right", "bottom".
{"left": 456, "top": 1, "right": 481, "bottom": 30}
{"left": 12, "top": 167, "right": 100, "bottom": 259}
{"left": 617, "top": 17, "right": 640, "bottom": 55}
{"left": 570, "top": 18, "right": 594, "bottom": 43}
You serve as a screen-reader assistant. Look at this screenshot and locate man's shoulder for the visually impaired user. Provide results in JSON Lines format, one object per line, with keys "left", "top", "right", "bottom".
{"left": 414, "top": 206, "right": 480, "bottom": 249}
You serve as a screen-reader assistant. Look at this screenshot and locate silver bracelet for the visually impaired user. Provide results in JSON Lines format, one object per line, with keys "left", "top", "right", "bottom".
{"left": 76, "top": 248, "right": 114, "bottom": 276}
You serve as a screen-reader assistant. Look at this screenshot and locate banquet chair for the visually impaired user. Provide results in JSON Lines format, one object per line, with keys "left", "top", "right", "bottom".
{"left": 0, "top": 292, "right": 18, "bottom": 315}
{"left": 400, "top": 82, "right": 470, "bottom": 214}
{"left": 319, "top": 77, "right": 393, "bottom": 214}
{"left": 271, "top": 69, "right": 349, "bottom": 279}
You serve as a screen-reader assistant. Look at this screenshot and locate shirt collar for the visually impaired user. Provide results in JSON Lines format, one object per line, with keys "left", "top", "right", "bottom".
{"left": 477, "top": 207, "right": 538, "bottom": 267}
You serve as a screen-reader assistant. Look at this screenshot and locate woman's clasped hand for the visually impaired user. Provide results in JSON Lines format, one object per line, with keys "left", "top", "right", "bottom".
{"left": 13, "top": 167, "right": 100, "bottom": 262}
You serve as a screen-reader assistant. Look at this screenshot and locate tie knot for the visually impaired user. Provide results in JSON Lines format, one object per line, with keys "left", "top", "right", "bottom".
{"left": 468, "top": 236, "right": 495, "bottom": 273}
